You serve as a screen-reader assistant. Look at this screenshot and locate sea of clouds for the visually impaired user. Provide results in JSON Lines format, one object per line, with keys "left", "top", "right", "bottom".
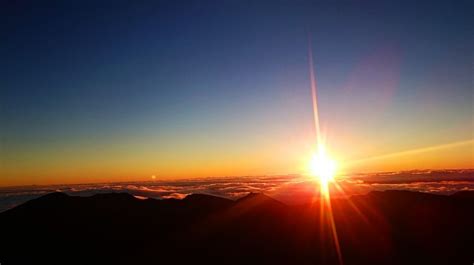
{"left": 0, "top": 169, "right": 473, "bottom": 212}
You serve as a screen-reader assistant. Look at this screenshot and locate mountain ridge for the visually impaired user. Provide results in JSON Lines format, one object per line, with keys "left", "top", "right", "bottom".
{"left": 1, "top": 190, "right": 473, "bottom": 265}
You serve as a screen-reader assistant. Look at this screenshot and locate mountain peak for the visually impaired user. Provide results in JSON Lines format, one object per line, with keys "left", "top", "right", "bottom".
{"left": 236, "top": 192, "right": 284, "bottom": 205}
{"left": 90, "top": 192, "right": 136, "bottom": 200}
{"left": 181, "top": 193, "right": 234, "bottom": 209}
{"left": 39, "top": 191, "right": 69, "bottom": 199}
{"left": 183, "top": 193, "right": 232, "bottom": 203}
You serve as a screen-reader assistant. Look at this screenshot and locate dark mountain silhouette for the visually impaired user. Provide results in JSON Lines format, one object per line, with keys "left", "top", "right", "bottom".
{"left": 1, "top": 190, "right": 473, "bottom": 265}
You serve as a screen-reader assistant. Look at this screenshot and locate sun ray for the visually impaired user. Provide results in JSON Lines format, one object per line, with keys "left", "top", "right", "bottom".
{"left": 346, "top": 139, "right": 474, "bottom": 166}
{"left": 307, "top": 34, "right": 343, "bottom": 265}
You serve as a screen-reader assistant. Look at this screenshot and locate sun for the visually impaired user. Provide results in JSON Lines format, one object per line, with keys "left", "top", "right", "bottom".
{"left": 309, "top": 147, "right": 337, "bottom": 184}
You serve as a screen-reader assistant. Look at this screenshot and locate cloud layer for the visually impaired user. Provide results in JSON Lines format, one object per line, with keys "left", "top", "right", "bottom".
{"left": 1, "top": 169, "right": 473, "bottom": 212}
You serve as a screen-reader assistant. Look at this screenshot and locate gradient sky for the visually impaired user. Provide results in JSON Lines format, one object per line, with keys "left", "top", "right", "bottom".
{"left": 1, "top": 0, "right": 473, "bottom": 186}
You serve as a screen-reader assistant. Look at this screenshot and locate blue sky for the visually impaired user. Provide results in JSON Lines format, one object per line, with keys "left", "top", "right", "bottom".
{"left": 1, "top": 0, "right": 472, "bottom": 185}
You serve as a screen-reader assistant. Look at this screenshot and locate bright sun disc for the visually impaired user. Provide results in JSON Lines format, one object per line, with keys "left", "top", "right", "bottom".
{"left": 310, "top": 149, "right": 337, "bottom": 184}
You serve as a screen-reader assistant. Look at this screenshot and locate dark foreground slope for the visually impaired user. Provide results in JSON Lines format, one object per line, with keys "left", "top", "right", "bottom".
{"left": 1, "top": 190, "right": 473, "bottom": 265}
